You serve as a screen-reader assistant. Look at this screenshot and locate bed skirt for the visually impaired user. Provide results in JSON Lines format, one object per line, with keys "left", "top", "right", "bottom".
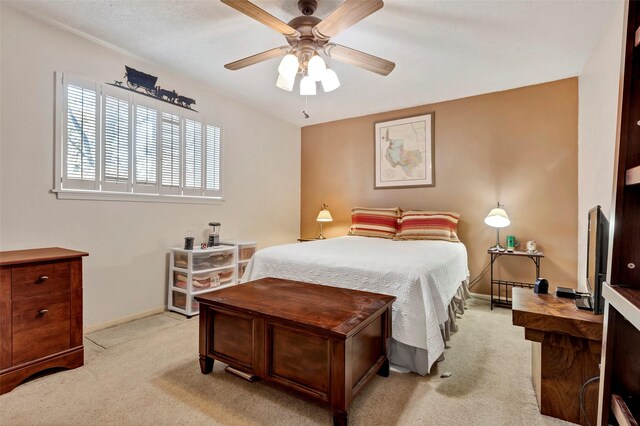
{"left": 389, "top": 279, "right": 470, "bottom": 376}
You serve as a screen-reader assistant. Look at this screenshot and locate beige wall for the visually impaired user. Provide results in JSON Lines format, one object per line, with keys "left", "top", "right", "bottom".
{"left": 0, "top": 6, "right": 301, "bottom": 328}
{"left": 577, "top": 1, "right": 625, "bottom": 292}
{"left": 301, "top": 78, "right": 579, "bottom": 294}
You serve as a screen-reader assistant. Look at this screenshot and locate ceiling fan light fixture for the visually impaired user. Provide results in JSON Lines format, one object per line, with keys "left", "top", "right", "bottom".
{"left": 321, "top": 68, "right": 340, "bottom": 92}
{"left": 221, "top": 0, "right": 395, "bottom": 97}
{"left": 279, "top": 65, "right": 298, "bottom": 84}
{"left": 300, "top": 75, "right": 316, "bottom": 96}
{"left": 276, "top": 73, "right": 295, "bottom": 91}
{"left": 308, "top": 54, "right": 327, "bottom": 81}
{"left": 278, "top": 53, "right": 299, "bottom": 77}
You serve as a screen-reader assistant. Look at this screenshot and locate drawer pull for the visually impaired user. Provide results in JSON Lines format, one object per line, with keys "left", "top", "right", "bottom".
{"left": 36, "top": 276, "right": 49, "bottom": 283}
{"left": 38, "top": 309, "right": 49, "bottom": 315}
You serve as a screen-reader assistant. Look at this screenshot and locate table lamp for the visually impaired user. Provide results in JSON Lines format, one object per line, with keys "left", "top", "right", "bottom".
{"left": 316, "top": 203, "right": 333, "bottom": 239}
{"left": 484, "top": 202, "right": 510, "bottom": 251}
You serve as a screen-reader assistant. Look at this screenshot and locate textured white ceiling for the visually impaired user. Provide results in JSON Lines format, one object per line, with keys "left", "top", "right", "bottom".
{"left": 7, "top": 0, "right": 615, "bottom": 126}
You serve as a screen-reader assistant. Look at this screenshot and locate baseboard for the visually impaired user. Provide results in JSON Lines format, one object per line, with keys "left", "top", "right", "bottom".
{"left": 85, "top": 293, "right": 491, "bottom": 333}
{"left": 83, "top": 306, "right": 166, "bottom": 334}
{"left": 470, "top": 292, "right": 491, "bottom": 301}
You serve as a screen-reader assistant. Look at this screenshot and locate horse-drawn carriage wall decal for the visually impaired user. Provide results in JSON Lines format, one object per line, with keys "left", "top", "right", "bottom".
{"left": 109, "top": 66, "right": 197, "bottom": 111}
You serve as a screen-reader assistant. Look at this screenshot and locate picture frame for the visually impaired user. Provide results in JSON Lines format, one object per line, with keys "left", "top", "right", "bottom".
{"left": 374, "top": 112, "right": 435, "bottom": 189}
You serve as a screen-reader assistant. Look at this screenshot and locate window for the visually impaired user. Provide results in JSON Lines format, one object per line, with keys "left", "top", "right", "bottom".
{"left": 184, "top": 118, "right": 202, "bottom": 193}
{"left": 54, "top": 73, "right": 223, "bottom": 202}
{"left": 134, "top": 104, "right": 158, "bottom": 192}
{"left": 205, "top": 124, "right": 222, "bottom": 196}
{"left": 64, "top": 82, "right": 99, "bottom": 190}
{"left": 103, "top": 94, "right": 130, "bottom": 191}
{"left": 160, "top": 112, "right": 181, "bottom": 193}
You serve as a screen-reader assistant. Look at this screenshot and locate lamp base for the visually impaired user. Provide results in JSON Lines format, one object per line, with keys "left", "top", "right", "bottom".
{"left": 489, "top": 228, "right": 506, "bottom": 252}
{"left": 317, "top": 222, "right": 326, "bottom": 240}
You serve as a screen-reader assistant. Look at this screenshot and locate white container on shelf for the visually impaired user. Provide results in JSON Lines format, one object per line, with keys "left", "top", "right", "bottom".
{"left": 168, "top": 244, "right": 238, "bottom": 317}
{"left": 222, "top": 240, "right": 257, "bottom": 283}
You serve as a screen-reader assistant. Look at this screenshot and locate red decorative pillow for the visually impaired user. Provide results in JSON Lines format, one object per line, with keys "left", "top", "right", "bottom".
{"left": 349, "top": 207, "right": 401, "bottom": 239}
{"left": 396, "top": 211, "right": 460, "bottom": 242}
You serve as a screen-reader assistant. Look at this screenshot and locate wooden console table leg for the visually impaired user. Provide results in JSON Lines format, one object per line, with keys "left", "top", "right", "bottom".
{"left": 332, "top": 409, "right": 348, "bottom": 426}
{"left": 538, "top": 333, "right": 601, "bottom": 425}
{"left": 198, "top": 307, "right": 213, "bottom": 374}
{"left": 377, "top": 359, "right": 390, "bottom": 377}
{"left": 199, "top": 355, "right": 214, "bottom": 374}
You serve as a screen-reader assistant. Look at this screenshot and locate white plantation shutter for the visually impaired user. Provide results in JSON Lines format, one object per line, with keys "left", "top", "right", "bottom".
{"left": 160, "top": 112, "right": 181, "bottom": 193}
{"left": 134, "top": 104, "right": 158, "bottom": 191}
{"left": 205, "top": 124, "right": 222, "bottom": 197}
{"left": 184, "top": 118, "right": 202, "bottom": 194}
{"left": 103, "top": 94, "right": 130, "bottom": 191}
{"left": 64, "top": 82, "right": 98, "bottom": 189}
{"left": 56, "top": 72, "right": 223, "bottom": 201}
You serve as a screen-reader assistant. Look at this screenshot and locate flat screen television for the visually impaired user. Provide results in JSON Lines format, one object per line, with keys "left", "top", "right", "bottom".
{"left": 584, "top": 205, "right": 609, "bottom": 314}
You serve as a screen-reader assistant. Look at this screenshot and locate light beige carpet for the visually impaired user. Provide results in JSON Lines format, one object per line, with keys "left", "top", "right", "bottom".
{"left": 0, "top": 298, "right": 571, "bottom": 425}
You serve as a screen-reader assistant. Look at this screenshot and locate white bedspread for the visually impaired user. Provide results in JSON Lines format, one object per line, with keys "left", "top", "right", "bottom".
{"left": 243, "top": 236, "right": 469, "bottom": 371}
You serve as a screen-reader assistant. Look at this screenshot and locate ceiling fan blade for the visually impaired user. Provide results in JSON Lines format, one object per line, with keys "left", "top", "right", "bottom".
{"left": 224, "top": 46, "right": 290, "bottom": 70}
{"left": 324, "top": 43, "right": 395, "bottom": 76}
{"left": 312, "top": 0, "right": 383, "bottom": 40}
{"left": 221, "top": 0, "right": 301, "bottom": 38}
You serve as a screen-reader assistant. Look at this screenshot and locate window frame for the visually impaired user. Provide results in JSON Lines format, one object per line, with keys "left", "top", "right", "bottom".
{"left": 53, "top": 72, "right": 224, "bottom": 204}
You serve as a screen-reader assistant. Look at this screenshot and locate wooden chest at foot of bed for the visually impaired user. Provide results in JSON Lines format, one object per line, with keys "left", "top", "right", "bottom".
{"left": 196, "top": 277, "right": 395, "bottom": 426}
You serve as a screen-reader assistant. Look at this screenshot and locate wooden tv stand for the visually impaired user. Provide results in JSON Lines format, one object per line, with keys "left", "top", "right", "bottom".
{"left": 196, "top": 277, "right": 395, "bottom": 425}
{"left": 512, "top": 288, "right": 603, "bottom": 426}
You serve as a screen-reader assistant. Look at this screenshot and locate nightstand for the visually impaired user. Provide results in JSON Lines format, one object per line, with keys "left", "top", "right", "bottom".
{"left": 488, "top": 249, "right": 544, "bottom": 309}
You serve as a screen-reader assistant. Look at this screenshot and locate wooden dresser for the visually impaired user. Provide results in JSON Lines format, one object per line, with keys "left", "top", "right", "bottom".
{"left": 0, "top": 247, "right": 88, "bottom": 394}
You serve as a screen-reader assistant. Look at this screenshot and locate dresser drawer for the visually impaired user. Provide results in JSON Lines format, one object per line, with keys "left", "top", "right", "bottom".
{"left": 11, "top": 261, "right": 70, "bottom": 300}
{"left": 12, "top": 291, "right": 70, "bottom": 365}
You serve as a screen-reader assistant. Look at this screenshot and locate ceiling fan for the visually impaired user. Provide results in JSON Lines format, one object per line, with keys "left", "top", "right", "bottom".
{"left": 221, "top": 0, "right": 396, "bottom": 95}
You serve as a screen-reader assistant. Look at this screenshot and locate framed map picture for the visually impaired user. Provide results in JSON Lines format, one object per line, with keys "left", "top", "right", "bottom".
{"left": 374, "top": 113, "right": 435, "bottom": 189}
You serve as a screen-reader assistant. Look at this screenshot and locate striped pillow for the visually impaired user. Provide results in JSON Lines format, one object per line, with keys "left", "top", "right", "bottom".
{"left": 395, "top": 211, "right": 461, "bottom": 242}
{"left": 349, "top": 207, "right": 401, "bottom": 239}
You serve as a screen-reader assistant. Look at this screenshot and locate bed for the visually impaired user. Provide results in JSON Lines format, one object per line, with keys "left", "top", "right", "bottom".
{"left": 242, "top": 235, "right": 470, "bottom": 375}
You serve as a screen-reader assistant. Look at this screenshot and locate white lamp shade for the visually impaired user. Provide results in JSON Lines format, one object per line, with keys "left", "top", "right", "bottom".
{"left": 276, "top": 73, "right": 294, "bottom": 91}
{"left": 300, "top": 75, "right": 316, "bottom": 96}
{"left": 321, "top": 68, "right": 340, "bottom": 92}
{"left": 317, "top": 209, "right": 333, "bottom": 222}
{"left": 280, "top": 65, "right": 298, "bottom": 84}
{"left": 278, "top": 54, "right": 299, "bottom": 76}
{"left": 484, "top": 208, "right": 511, "bottom": 228}
{"left": 308, "top": 55, "right": 327, "bottom": 81}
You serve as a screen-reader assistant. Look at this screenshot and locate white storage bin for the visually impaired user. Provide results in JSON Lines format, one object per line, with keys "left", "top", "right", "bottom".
{"left": 168, "top": 241, "right": 257, "bottom": 317}
{"left": 168, "top": 245, "right": 237, "bottom": 317}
